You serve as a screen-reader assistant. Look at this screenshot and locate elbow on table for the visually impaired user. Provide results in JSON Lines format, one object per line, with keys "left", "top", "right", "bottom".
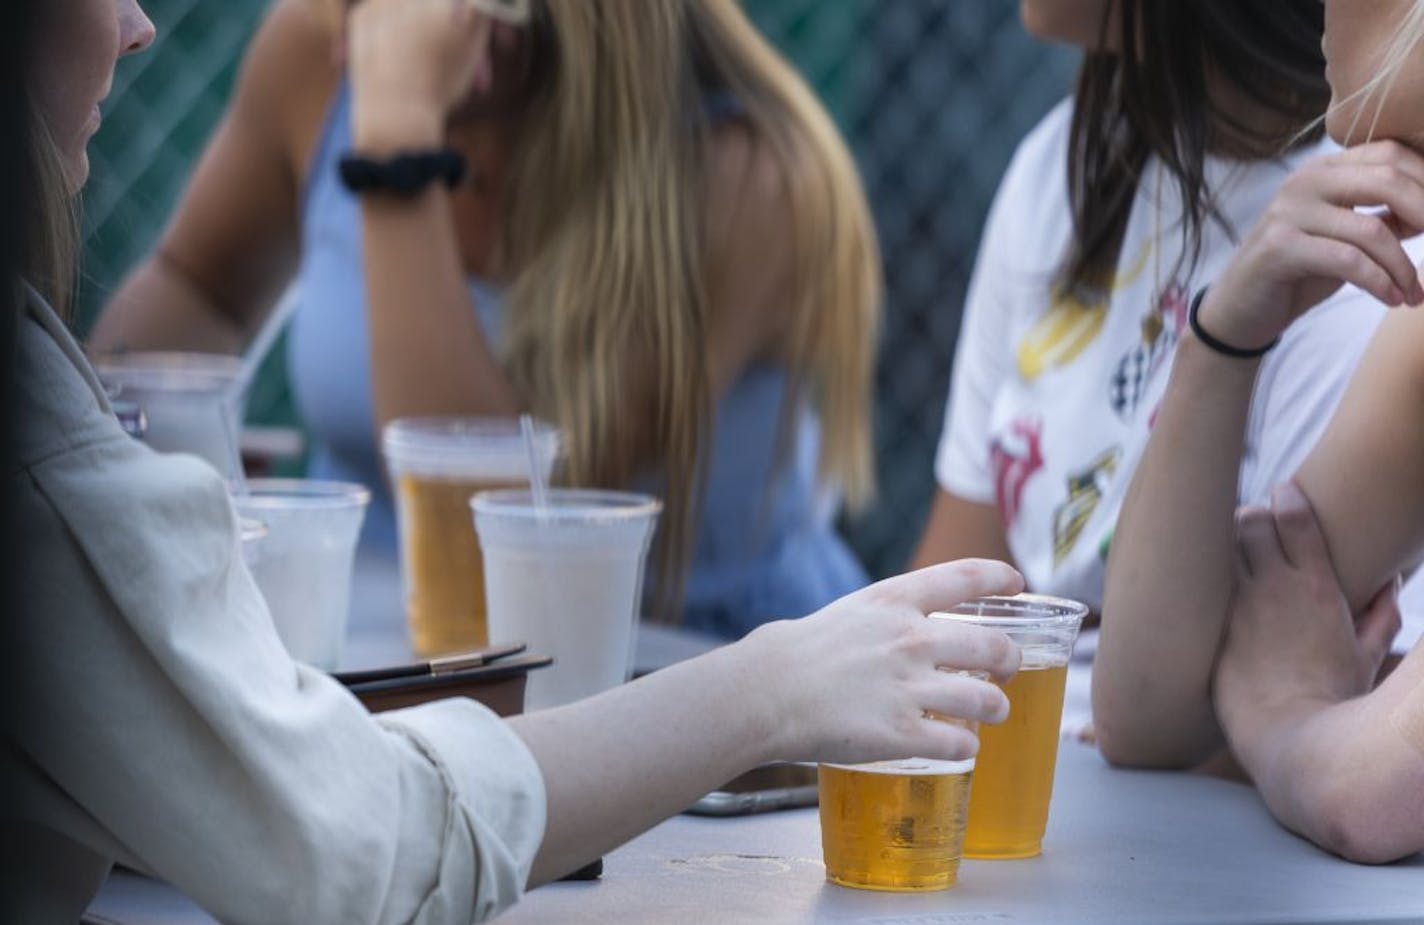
{"left": 1309, "top": 783, "right": 1421, "bottom": 865}
{"left": 1091, "top": 691, "right": 1218, "bottom": 771}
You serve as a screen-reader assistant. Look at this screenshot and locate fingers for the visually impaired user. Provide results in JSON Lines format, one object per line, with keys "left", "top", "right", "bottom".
{"left": 1356, "top": 576, "right": 1404, "bottom": 676}
{"left": 1288, "top": 230, "right": 1412, "bottom": 308}
{"left": 925, "top": 621, "right": 1021, "bottom": 684}
{"left": 917, "top": 672, "right": 1011, "bottom": 726}
{"left": 1269, "top": 481, "right": 1332, "bottom": 572}
{"left": 1234, "top": 505, "right": 1282, "bottom": 578}
{"left": 873, "top": 559, "right": 1024, "bottom": 615}
{"left": 910, "top": 719, "right": 981, "bottom": 763}
{"left": 1298, "top": 199, "right": 1418, "bottom": 304}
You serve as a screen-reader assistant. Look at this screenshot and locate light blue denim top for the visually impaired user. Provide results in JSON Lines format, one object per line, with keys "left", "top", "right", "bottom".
{"left": 288, "top": 82, "right": 867, "bottom": 636}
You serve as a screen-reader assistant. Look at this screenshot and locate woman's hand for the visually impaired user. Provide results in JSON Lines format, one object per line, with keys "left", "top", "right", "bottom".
{"left": 1198, "top": 141, "right": 1424, "bottom": 352}
{"left": 1214, "top": 481, "right": 1401, "bottom": 744}
{"left": 742, "top": 559, "right": 1025, "bottom": 766}
{"left": 347, "top": 0, "right": 496, "bottom": 152}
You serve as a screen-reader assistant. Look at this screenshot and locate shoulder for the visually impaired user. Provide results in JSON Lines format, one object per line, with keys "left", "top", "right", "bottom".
{"left": 704, "top": 123, "right": 793, "bottom": 244}
{"left": 997, "top": 97, "right": 1074, "bottom": 203}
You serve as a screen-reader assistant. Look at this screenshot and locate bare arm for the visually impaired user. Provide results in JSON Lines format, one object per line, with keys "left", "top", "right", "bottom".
{"left": 1214, "top": 486, "right": 1424, "bottom": 863}
{"left": 1095, "top": 335, "right": 1259, "bottom": 767}
{"left": 1096, "top": 141, "right": 1424, "bottom": 769}
{"left": 90, "top": 0, "right": 333, "bottom": 354}
{"left": 510, "top": 560, "right": 1025, "bottom": 885}
{"left": 912, "top": 490, "right": 1013, "bottom": 571}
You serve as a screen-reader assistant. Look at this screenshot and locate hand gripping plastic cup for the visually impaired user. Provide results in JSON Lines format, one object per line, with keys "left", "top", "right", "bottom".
{"left": 230, "top": 479, "right": 370, "bottom": 670}
{"left": 94, "top": 352, "right": 244, "bottom": 479}
{"left": 932, "top": 594, "right": 1087, "bottom": 859}
{"left": 471, "top": 489, "right": 661, "bottom": 711}
{"left": 382, "top": 417, "right": 560, "bottom": 658}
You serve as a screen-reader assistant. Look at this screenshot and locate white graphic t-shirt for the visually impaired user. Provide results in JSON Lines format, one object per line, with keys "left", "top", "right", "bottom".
{"left": 935, "top": 100, "right": 1408, "bottom": 628}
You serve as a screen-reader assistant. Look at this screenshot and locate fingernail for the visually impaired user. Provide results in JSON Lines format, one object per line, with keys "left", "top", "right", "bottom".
{"left": 1389, "top": 286, "right": 1407, "bottom": 306}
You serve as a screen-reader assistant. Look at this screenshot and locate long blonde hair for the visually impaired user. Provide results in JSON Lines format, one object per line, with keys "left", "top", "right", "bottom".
{"left": 500, "top": 0, "right": 880, "bottom": 619}
{"left": 22, "top": 96, "right": 79, "bottom": 316}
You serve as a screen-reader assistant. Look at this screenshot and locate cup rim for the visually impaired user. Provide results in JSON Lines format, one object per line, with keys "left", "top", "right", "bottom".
{"left": 229, "top": 478, "right": 371, "bottom": 510}
{"left": 93, "top": 351, "right": 243, "bottom": 393}
{"left": 382, "top": 416, "right": 560, "bottom": 477}
{"left": 471, "top": 488, "right": 662, "bottom": 523}
{"left": 930, "top": 593, "right": 1088, "bottom": 628}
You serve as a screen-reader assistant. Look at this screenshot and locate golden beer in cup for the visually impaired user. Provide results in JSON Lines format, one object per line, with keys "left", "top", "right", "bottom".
{"left": 818, "top": 757, "right": 975, "bottom": 892}
{"left": 383, "top": 418, "right": 558, "bottom": 658}
{"left": 932, "top": 595, "right": 1086, "bottom": 859}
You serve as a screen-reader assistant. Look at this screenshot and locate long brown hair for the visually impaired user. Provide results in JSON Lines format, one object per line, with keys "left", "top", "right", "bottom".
{"left": 499, "top": 0, "right": 879, "bottom": 619}
{"left": 1062, "top": 0, "right": 1329, "bottom": 299}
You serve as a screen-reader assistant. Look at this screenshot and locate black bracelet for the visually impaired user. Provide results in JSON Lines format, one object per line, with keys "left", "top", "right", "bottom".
{"left": 338, "top": 149, "right": 466, "bottom": 196}
{"left": 1187, "top": 287, "right": 1278, "bottom": 359}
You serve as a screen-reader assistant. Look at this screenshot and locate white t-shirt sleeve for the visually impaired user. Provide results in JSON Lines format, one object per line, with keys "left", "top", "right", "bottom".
{"left": 934, "top": 103, "right": 1070, "bottom": 505}
{"left": 1239, "top": 289, "right": 1386, "bottom": 506}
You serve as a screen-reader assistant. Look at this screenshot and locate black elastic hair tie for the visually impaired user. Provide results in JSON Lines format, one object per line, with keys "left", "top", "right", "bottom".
{"left": 1187, "top": 287, "right": 1278, "bottom": 359}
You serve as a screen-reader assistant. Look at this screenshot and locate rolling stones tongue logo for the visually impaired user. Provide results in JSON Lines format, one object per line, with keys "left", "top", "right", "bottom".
{"left": 990, "top": 419, "right": 1045, "bottom": 532}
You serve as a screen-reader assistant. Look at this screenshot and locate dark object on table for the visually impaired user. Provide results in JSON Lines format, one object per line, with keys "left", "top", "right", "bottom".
{"left": 685, "top": 762, "right": 819, "bottom": 816}
{"left": 333, "top": 643, "right": 552, "bottom": 717}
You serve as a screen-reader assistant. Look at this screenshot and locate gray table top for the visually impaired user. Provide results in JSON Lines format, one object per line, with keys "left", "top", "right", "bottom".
{"left": 86, "top": 554, "right": 1424, "bottom": 923}
{"left": 491, "top": 741, "right": 1424, "bottom": 925}
{"left": 90, "top": 741, "right": 1424, "bottom": 924}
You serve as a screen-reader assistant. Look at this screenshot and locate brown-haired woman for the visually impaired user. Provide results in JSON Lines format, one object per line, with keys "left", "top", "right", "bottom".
{"left": 91, "top": 0, "right": 879, "bottom": 635}
{"left": 912, "top": 0, "right": 1370, "bottom": 735}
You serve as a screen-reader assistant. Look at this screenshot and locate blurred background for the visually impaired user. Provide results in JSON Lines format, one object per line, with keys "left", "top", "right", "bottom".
{"left": 75, "top": 0, "right": 1078, "bottom": 578}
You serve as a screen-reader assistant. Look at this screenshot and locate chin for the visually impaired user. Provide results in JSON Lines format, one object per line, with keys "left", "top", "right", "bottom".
{"left": 61, "top": 150, "right": 91, "bottom": 195}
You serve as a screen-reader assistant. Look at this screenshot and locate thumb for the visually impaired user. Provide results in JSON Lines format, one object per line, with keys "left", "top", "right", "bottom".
{"left": 1355, "top": 576, "right": 1403, "bottom": 681}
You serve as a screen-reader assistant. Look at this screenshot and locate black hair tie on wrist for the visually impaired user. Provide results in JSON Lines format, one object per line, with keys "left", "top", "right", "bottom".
{"left": 338, "top": 149, "right": 466, "bottom": 196}
{"left": 1187, "top": 287, "right": 1278, "bottom": 359}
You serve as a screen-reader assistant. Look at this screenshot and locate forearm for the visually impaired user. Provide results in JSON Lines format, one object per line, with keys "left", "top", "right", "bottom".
{"left": 91, "top": 253, "right": 251, "bottom": 354}
{"left": 1097, "top": 334, "right": 1262, "bottom": 767}
{"left": 509, "top": 636, "right": 775, "bottom": 886}
{"left": 1226, "top": 692, "right": 1424, "bottom": 863}
{"left": 911, "top": 490, "right": 1012, "bottom": 571}
{"left": 359, "top": 188, "right": 521, "bottom": 431}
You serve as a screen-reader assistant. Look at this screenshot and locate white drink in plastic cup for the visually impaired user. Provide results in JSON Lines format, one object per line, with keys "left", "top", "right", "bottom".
{"left": 471, "top": 489, "right": 661, "bottom": 710}
{"left": 94, "top": 352, "right": 245, "bottom": 479}
{"left": 231, "top": 479, "right": 370, "bottom": 670}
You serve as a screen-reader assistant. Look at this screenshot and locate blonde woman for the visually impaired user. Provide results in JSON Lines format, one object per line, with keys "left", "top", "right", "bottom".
{"left": 1098, "top": 0, "right": 1424, "bottom": 861}
{"left": 11, "top": 5, "right": 1023, "bottom": 919}
{"left": 91, "top": 0, "right": 879, "bottom": 633}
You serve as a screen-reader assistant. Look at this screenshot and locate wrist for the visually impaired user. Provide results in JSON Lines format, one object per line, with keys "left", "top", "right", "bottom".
{"left": 1191, "top": 287, "right": 1280, "bottom": 358}
{"left": 726, "top": 622, "right": 798, "bottom": 764}
{"left": 351, "top": 102, "right": 445, "bottom": 155}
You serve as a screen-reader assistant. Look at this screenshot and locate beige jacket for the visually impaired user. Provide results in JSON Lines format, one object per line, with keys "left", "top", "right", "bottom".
{"left": 3, "top": 287, "right": 545, "bottom": 924}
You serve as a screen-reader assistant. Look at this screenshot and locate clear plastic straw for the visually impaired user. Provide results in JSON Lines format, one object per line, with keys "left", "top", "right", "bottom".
{"left": 520, "top": 413, "right": 550, "bottom": 522}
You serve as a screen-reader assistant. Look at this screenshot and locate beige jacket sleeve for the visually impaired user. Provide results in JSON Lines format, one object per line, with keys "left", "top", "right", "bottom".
{"left": 10, "top": 291, "right": 545, "bottom": 924}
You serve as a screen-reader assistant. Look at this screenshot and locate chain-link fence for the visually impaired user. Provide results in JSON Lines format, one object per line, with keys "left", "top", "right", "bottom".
{"left": 79, "top": 0, "right": 1077, "bottom": 578}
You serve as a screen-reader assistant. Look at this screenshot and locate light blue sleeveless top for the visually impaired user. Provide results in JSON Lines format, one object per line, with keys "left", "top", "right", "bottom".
{"left": 288, "top": 82, "right": 867, "bottom": 636}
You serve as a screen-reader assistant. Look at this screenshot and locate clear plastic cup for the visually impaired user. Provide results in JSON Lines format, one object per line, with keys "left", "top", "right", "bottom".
{"left": 471, "top": 489, "right": 661, "bottom": 710}
{"left": 230, "top": 479, "right": 370, "bottom": 670}
{"left": 932, "top": 594, "right": 1088, "bottom": 859}
{"left": 94, "top": 352, "right": 244, "bottom": 479}
{"left": 382, "top": 417, "right": 560, "bottom": 658}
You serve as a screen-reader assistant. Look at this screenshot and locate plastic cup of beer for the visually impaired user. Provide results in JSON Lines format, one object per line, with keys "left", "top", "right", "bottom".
{"left": 818, "top": 751, "right": 978, "bottom": 892}
{"left": 932, "top": 594, "right": 1087, "bottom": 859}
{"left": 471, "top": 489, "right": 661, "bottom": 710}
{"left": 382, "top": 417, "right": 559, "bottom": 658}
{"left": 94, "top": 352, "right": 244, "bottom": 479}
{"left": 230, "top": 479, "right": 370, "bottom": 670}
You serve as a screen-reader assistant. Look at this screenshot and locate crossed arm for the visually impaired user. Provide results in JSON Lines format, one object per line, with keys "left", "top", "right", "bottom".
{"left": 1213, "top": 483, "right": 1424, "bottom": 863}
